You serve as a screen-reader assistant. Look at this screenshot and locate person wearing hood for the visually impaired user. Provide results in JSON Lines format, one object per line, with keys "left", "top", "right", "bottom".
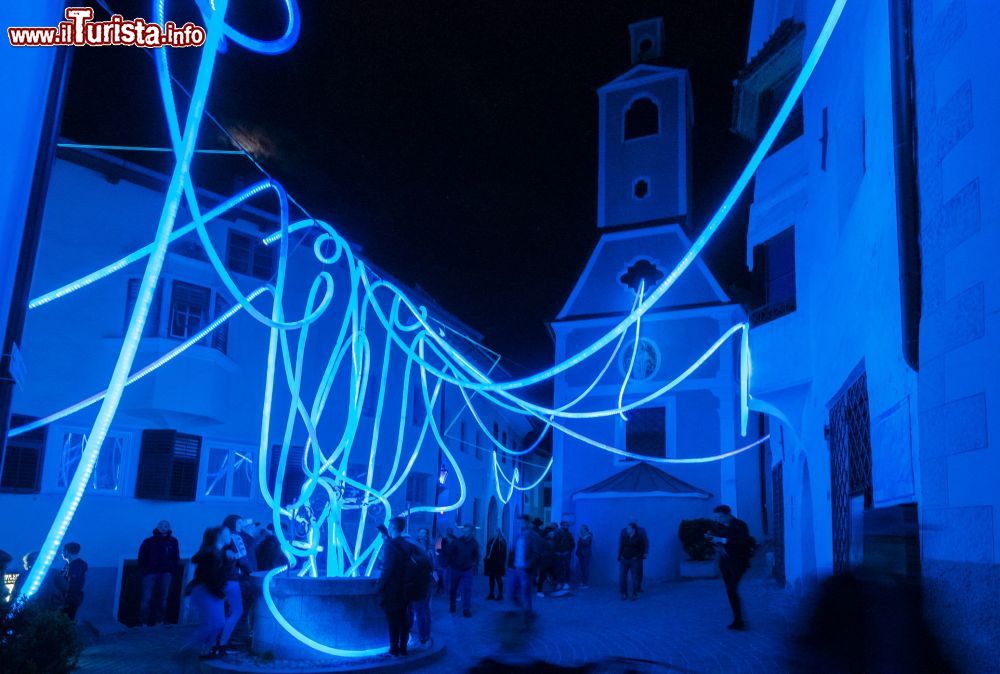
{"left": 138, "top": 520, "right": 180, "bottom": 626}
{"left": 60, "top": 542, "right": 88, "bottom": 620}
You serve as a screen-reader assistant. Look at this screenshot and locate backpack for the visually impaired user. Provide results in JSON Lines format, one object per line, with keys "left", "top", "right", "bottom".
{"left": 402, "top": 542, "right": 433, "bottom": 602}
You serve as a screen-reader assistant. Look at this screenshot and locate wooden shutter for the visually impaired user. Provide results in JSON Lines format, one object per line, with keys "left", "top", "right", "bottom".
{"left": 135, "top": 430, "right": 201, "bottom": 501}
{"left": 1, "top": 415, "right": 46, "bottom": 492}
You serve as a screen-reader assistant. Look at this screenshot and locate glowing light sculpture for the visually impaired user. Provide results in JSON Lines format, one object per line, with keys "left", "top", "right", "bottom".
{"left": 14, "top": 0, "right": 849, "bottom": 659}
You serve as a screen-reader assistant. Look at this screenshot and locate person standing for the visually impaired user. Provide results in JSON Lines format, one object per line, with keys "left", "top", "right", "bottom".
{"left": 138, "top": 520, "right": 180, "bottom": 626}
{"left": 445, "top": 524, "right": 479, "bottom": 617}
{"left": 507, "top": 515, "right": 542, "bottom": 618}
{"left": 633, "top": 520, "right": 649, "bottom": 594}
{"left": 575, "top": 525, "right": 593, "bottom": 588}
{"left": 219, "top": 515, "right": 250, "bottom": 654}
{"left": 484, "top": 530, "right": 507, "bottom": 600}
{"left": 618, "top": 521, "right": 646, "bottom": 600}
{"left": 708, "top": 504, "right": 753, "bottom": 630}
{"left": 377, "top": 517, "right": 414, "bottom": 656}
{"left": 183, "top": 527, "right": 229, "bottom": 660}
{"left": 410, "top": 528, "right": 435, "bottom": 646}
{"left": 555, "top": 521, "right": 575, "bottom": 590}
{"left": 60, "top": 542, "right": 88, "bottom": 620}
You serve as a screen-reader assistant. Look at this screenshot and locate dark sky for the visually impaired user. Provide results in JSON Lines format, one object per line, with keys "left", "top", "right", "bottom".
{"left": 61, "top": 0, "right": 754, "bottom": 373}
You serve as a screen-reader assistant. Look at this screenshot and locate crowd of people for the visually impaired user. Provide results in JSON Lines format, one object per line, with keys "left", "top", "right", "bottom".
{"left": 1, "top": 504, "right": 754, "bottom": 662}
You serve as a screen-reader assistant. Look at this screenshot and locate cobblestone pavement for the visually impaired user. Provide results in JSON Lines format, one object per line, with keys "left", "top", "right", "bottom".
{"left": 77, "top": 573, "right": 801, "bottom": 673}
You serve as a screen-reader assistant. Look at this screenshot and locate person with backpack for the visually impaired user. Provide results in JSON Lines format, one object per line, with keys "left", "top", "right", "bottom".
{"left": 403, "top": 526, "right": 435, "bottom": 647}
{"left": 377, "top": 517, "right": 428, "bottom": 656}
{"left": 707, "top": 504, "right": 754, "bottom": 630}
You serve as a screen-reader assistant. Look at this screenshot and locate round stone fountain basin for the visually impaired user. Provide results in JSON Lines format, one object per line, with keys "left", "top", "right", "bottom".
{"left": 251, "top": 573, "right": 385, "bottom": 660}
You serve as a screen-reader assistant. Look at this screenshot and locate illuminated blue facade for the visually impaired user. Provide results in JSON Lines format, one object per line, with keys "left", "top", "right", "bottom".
{"left": 0, "top": 147, "right": 535, "bottom": 624}
{"left": 551, "top": 20, "right": 767, "bottom": 586}
{"left": 741, "top": 0, "right": 1000, "bottom": 664}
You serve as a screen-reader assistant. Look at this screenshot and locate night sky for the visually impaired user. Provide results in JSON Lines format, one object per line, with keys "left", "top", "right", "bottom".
{"left": 60, "top": 0, "right": 754, "bottom": 373}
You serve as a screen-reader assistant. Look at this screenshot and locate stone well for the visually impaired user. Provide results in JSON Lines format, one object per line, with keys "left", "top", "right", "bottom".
{"left": 251, "top": 573, "right": 386, "bottom": 660}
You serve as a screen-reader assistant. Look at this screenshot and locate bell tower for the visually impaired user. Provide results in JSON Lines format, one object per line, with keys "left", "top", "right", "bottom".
{"left": 597, "top": 18, "right": 692, "bottom": 230}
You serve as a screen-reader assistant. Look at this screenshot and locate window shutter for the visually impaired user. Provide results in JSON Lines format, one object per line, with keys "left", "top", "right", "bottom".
{"left": 212, "top": 293, "right": 230, "bottom": 354}
{"left": 1, "top": 415, "right": 46, "bottom": 492}
{"left": 135, "top": 430, "right": 201, "bottom": 501}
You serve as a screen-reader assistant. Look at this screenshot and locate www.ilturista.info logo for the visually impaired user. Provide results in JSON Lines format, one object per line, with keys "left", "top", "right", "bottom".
{"left": 8, "top": 7, "right": 206, "bottom": 48}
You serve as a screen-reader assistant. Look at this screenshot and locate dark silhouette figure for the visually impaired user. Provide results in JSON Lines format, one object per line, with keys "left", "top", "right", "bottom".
{"left": 378, "top": 517, "right": 416, "bottom": 656}
{"left": 138, "top": 520, "right": 180, "bottom": 625}
{"left": 484, "top": 530, "right": 507, "bottom": 600}
{"left": 618, "top": 521, "right": 647, "bottom": 600}
{"left": 60, "top": 542, "right": 88, "bottom": 621}
{"left": 708, "top": 504, "right": 753, "bottom": 629}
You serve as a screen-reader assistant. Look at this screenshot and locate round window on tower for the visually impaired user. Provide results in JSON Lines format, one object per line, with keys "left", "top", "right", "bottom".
{"left": 633, "top": 178, "right": 649, "bottom": 199}
{"left": 639, "top": 38, "right": 653, "bottom": 56}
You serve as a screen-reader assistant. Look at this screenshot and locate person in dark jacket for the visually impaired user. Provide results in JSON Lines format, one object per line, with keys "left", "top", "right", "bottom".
{"left": 484, "top": 530, "right": 507, "bottom": 600}
{"left": 138, "top": 520, "right": 180, "bottom": 626}
{"left": 255, "top": 524, "right": 288, "bottom": 572}
{"left": 535, "top": 525, "right": 558, "bottom": 595}
{"left": 219, "top": 515, "right": 249, "bottom": 653}
{"left": 377, "top": 517, "right": 415, "bottom": 657}
{"left": 618, "top": 521, "right": 647, "bottom": 600}
{"left": 182, "top": 527, "right": 229, "bottom": 660}
{"left": 60, "top": 542, "right": 88, "bottom": 620}
{"left": 576, "top": 525, "right": 593, "bottom": 588}
{"left": 444, "top": 524, "right": 479, "bottom": 617}
{"left": 508, "top": 515, "right": 542, "bottom": 617}
{"left": 708, "top": 504, "right": 753, "bottom": 629}
{"left": 555, "top": 521, "right": 575, "bottom": 590}
{"left": 409, "top": 528, "right": 436, "bottom": 646}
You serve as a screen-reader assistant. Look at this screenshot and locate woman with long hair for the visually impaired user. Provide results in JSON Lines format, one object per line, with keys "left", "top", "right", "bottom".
{"left": 183, "top": 527, "right": 229, "bottom": 660}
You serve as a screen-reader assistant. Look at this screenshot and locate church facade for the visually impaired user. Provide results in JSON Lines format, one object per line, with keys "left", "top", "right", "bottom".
{"left": 550, "top": 19, "right": 767, "bottom": 585}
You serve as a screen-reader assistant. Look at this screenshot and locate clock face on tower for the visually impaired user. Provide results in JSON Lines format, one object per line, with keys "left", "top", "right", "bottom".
{"left": 620, "top": 338, "right": 660, "bottom": 381}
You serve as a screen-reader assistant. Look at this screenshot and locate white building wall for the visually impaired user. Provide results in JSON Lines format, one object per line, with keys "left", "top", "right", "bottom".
{"left": 0, "top": 151, "right": 534, "bottom": 624}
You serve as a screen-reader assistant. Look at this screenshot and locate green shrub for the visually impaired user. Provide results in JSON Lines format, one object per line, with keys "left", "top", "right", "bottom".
{"left": 0, "top": 599, "right": 83, "bottom": 674}
{"left": 678, "top": 518, "right": 717, "bottom": 561}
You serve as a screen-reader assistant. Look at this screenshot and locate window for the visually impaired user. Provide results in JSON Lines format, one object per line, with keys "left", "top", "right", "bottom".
{"left": 268, "top": 444, "right": 306, "bottom": 506}
{"left": 633, "top": 178, "right": 649, "bottom": 199}
{"left": 226, "top": 229, "right": 275, "bottom": 280}
{"left": 758, "top": 70, "right": 804, "bottom": 153}
{"left": 203, "top": 445, "right": 253, "bottom": 499}
{"left": 501, "top": 430, "right": 508, "bottom": 464}
{"left": 751, "top": 227, "right": 796, "bottom": 325}
{"left": 475, "top": 430, "right": 482, "bottom": 460}
{"left": 625, "top": 407, "right": 666, "bottom": 460}
{"left": 459, "top": 421, "right": 467, "bottom": 453}
{"left": 406, "top": 472, "right": 428, "bottom": 504}
{"left": 1, "top": 416, "right": 46, "bottom": 492}
{"left": 59, "top": 431, "right": 127, "bottom": 493}
{"left": 135, "top": 430, "right": 201, "bottom": 501}
{"left": 168, "top": 281, "right": 230, "bottom": 354}
{"left": 124, "top": 279, "right": 162, "bottom": 336}
{"left": 624, "top": 97, "right": 659, "bottom": 140}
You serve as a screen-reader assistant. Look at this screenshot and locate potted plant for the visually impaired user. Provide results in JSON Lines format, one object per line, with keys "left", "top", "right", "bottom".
{"left": 678, "top": 518, "right": 719, "bottom": 579}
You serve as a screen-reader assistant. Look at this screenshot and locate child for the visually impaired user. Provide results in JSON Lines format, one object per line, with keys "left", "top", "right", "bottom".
{"left": 61, "top": 542, "right": 88, "bottom": 620}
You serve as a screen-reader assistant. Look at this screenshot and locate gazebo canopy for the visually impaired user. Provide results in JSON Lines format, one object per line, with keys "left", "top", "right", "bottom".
{"left": 573, "top": 461, "right": 712, "bottom": 500}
